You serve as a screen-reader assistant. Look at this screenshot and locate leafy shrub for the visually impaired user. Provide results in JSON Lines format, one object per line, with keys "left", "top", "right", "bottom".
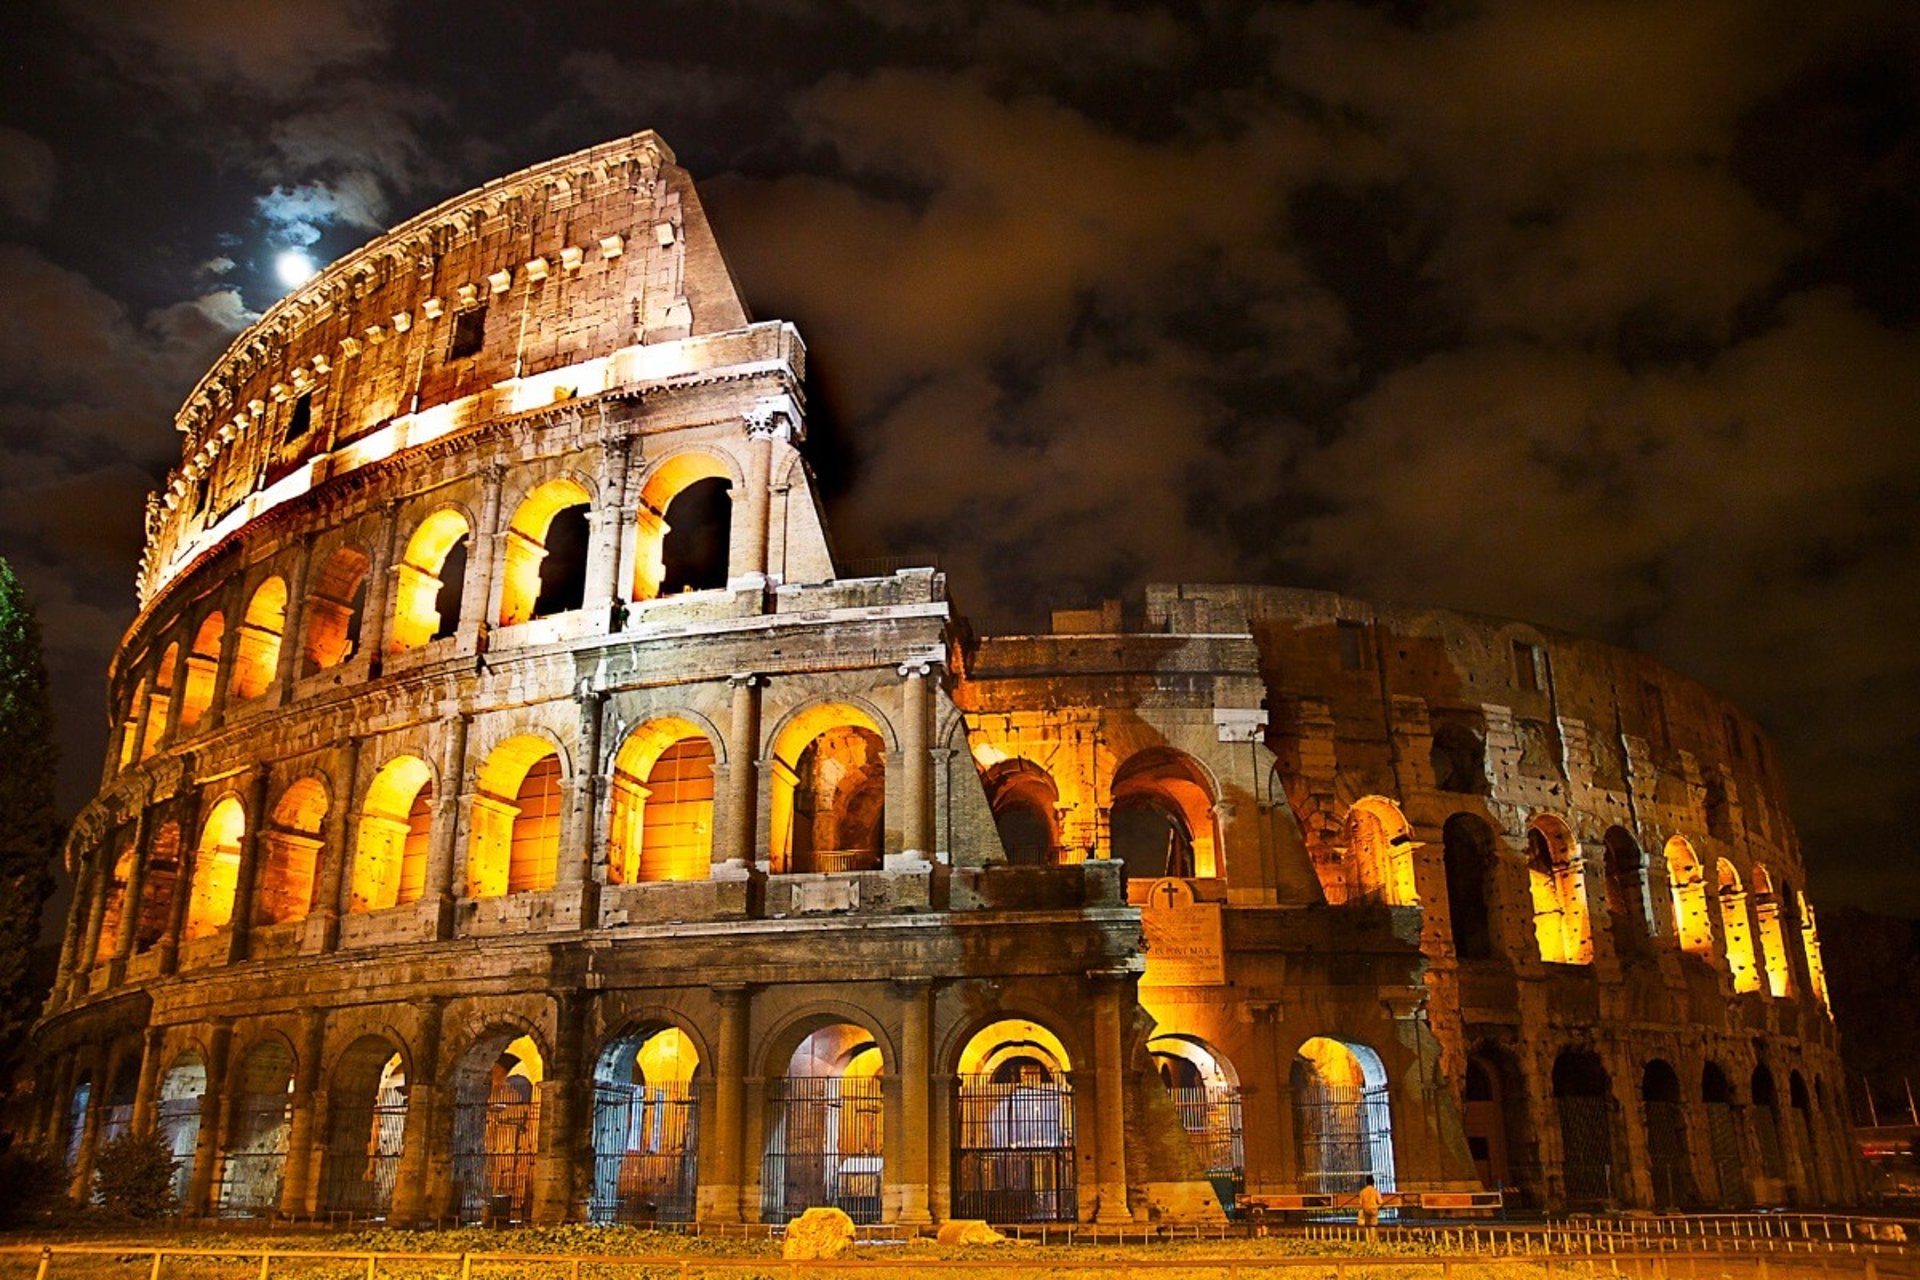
{"left": 92, "top": 1131, "right": 178, "bottom": 1218}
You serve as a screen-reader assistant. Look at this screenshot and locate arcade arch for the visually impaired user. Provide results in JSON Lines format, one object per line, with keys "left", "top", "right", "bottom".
{"left": 769, "top": 704, "right": 887, "bottom": 875}
{"left": 632, "top": 452, "right": 734, "bottom": 602}
{"left": 1665, "top": 837, "right": 1712, "bottom": 957}
{"left": 1525, "top": 816, "right": 1591, "bottom": 965}
{"left": 468, "top": 736, "right": 563, "bottom": 898}
{"left": 1551, "top": 1050, "right": 1614, "bottom": 1208}
{"left": 301, "top": 546, "right": 369, "bottom": 675}
{"left": 761, "top": 1021, "right": 884, "bottom": 1223}
{"left": 1442, "top": 814, "right": 1498, "bottom": 959}
{"left": 350, "top": 755, "right": 434, "bottom": 913}
{"left": 1149, "top": 1034, "right": 1244, "bottom": 1207}
{"left": 319, "top": 1036, "right": 407, "bottom": 1216}
{"left": 1110, "top": 747, "right": 1218, "bottom": 884}
{"left": 589, "top": 1025, "right": 700, "bottom": 1223}
{"left": 984, "top": 759, "right": 1061, "bottom": 866}
{"left": 217, "top": 1038, "right": 295, "bottom": 1217}
{"left": 184, "top": 795, "right": 247, "bottom": 941}
{"left": 450, "top": 1031, "right": 544, "bottom": 1224}
{"left": 390, "top": 510, "right": 469, "bottom": 651}
{"left": 499, "top": 477, "right": 592, "bottom": 626}
{"left": 257, "top": 778, "right": 326, "bottom": 925}
{"left": 954, "top": 1018, "right": 1078, "bottom": 1222}
{"left": 607, "top": 718, "right": 715, "bottom": 884}
{"left": 229, "top": 576, "right": 288, "bottom": 703}
{"left": 1291, "top": 1037, "right": 1396, "bottom": 1196}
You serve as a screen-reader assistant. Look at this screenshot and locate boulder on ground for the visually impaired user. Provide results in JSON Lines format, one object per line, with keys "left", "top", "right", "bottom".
{"left": 936, "top": 1219, "right": 1009, "bottom": 1245}
{"left": 783, "top": 1206, "right": 857, "bottom": 1259}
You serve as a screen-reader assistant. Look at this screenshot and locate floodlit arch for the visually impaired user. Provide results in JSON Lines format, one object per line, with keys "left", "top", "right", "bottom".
{"left": 1150, "top": 1033, "right": 1245, "bottom": 1205}
{"left": 320, "top": 1036, "right": 408, "bottom": 1216}
{"left": 499, "top": 476, "right": 593, "bottom": 625}
{"left": 64, "top": 1072, "right": 92, "bottom": 1174}
{"left": 763, "top": 1021, "right": 886, "bottom": 1223}
{"left": 179, "top": 612, "right": 224, "bottom": 730}
{"left": 349, "top": 755, "right": 434, "bottom": 912}
{"left": 590, "top": 1024, "right": 702, "bottom": 1223}
{"left": 119, "top": 678, "right": 147, "bottom": 769}
{"left": 142, "top": 643, "right": 178, "bottom": 758}
{"left": 468, "top": 735, "right": 564, "bottom": 898}
{"left": 389, "top": 509, "right": 470, "bottom": 651}
{"left": 954, "top": 1019, "right": 1078, "bottom": 1222}
{"left": 219, "top": 1037, "right": 295, "bottom": 1216}
{"left": 607, "top": 717, "right": 716, "bottom": 884}
{"left": 1717, "top": 859, "right": 1761, "bottom": 993}
{"left": 769, "top": 702, "right": 888, "bottom": 875}
{"left": 1665, "top": 837, "right": 1712, "bottom": 956}
{"left": 450, "top": 1030, "right": 545, "bottom": 1224}
{"left": 229, "top": 576, "right": 288, "bottom": 702}
{"left": 157, "top": 1050, "right": 207, "bottom": 1206}
{"left": 1442, "top": 814, "right": 1498, "bottom": 959}
{"left": 184, "top": 795, "right": 247, "bottom": 940}
{"left": 94, "top": 839, "right": 137, "bottom": 962}
{"left": 1110, "top": 747, "right": 1219, "bottom": 882}
{"left": 135, "top": 822, "right": 182, "bottom": 955}
{"left": 633, "top": 451, "right": 735, "bottom": 602}
{"left": 1292, "top": 1037, "right": 1396, "bottom": 1195}
{"left": 1750, "top": 863, "right": 1792, "bottom": 998}
{"left": 1525, "top": 815, "right": 1592, "bottom": 965}
{"left": 257, "top": 778, "right": 327, "bottom": 925}
{"left": 1602, "top": 827, "right": 1652, "bottom": 941}
{"left": 301, "top": 546, "right": 370, "bottom": 675}
{"left": 984, "top": 758, "right": 1061, "bottom": 866}
{"left": 1344, "top": 796, "right": 1420, "bottom": 905}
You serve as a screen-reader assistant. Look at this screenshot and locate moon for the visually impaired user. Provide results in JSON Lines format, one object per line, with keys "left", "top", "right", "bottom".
{"left": 275, "top": 249, "right": 316, "bottom": 288}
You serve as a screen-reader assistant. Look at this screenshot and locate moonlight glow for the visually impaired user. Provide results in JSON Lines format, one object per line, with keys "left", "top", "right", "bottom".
{"left": 275, "top": 249, "right": 315, "bottom": 289}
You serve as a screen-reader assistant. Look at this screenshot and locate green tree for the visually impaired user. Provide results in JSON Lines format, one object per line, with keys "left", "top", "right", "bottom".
{"left": 0, "top": 558, "right": 57, "bottom": 1096}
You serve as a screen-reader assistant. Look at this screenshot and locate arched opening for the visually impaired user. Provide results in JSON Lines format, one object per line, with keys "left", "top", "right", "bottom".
{"left": 954, "top": 1018, "right": 1077, "bottom": 1222}
{"left": 451, "top": 1032, "right": 544, "bottom": 1224}
{"left": 142, "top": 644, "right": 178, "bottom": 758}
{"left": 301, "top": 546, "right": 369, "bottom": 675}
{"left": 319, "top": 1037, "right": 407, "bottom": 1217}
{"left": 1603, "top": 827, "right": 1651, "bottom": 947}
{"left": 607, "top": 719, "right": 715, "bottom": 885}
{"left": 1751, "top": 1066, "right": 1788, "bottom": 1187}
{"left": 659, "top": 477, "right": 733, "bottom": 594}
{"left": 184, "top": 795, "right": 247, "bottom": 941}
{"left": 1642, "top": 1060, "right": 1692, "bottom": 1208}
{"left": 633, "top": 453, "right": 734, "bottom": 602}
{"left": 770, "top": 705, "right": 887, "bottom": 875}
{"left": 1799, "top": 893, "right": 1831, "bottom": 1012}
{"left": 1665, "top": 837, "right": 1712, "bottom": 957}
{"left": 94, "top": 838, "right": 136, "bottom": 964}
{"left": 1702, "top": 1063, "right": 1748, "bottom": 1207}
{"left": 157, "top": 1051, "right": 206, "bottom": 1208}
{"left": 119, "top": 679, "right": 146, "bottom": 769}
{"left": 589, "top": 1025, "right": 700, "bottom": 1223}
{"left": 499, "top": 478, "right": 592, "bottom": 625}
{"left": 1343, "top": 796, "right": 1419, "bottom": 905}
{"left": 258, "top": 779, "right": 326, "bottom": 926}
{"left": 99, "top": 1061, "right": 139, "bottom": 1152}
{"left": 63, "top": 1073, "right": 92, "bottom": 1175}
{"left": 229, "top": 576, "right": 288, "bottom": 703}
{"left": 1111, "top": 747, "right": 1218, "bottom": 887}
{"left": 1442, "top": 814, "right": 1497, "bottom": 960}
{"left": 1429, "top": 721, "right": 1488, "bottom": 794}
{"left": 467, "top": 736, "right": 563, "bottom": 898}
{"left": 1292, "top": 1037, "right": 1396, "bottom": 1197}
{"left": 135, "top": 822, "right": 182, "bottom": 954}
{"left": 179, "top": 613, "right": 224, "bottom": 730}
{"left": 217, "top": 1039, "right": 294, "bottom": 1217}
{"left": 389, "top": 510, "right": 469, "bottom": 652}
{"left": 762, "top": 1022, "right": 884, "bottom": 1223}
{"left": 1464, "top": 1048, "right": 1532, "bottom": 1199}
{"left": 350, "top": 756, "right": 434, "bottom": 913}
{"left": 1150, "top": 1034, "right": 1243, "bottom": 1210}
{"left": 1790, "top": 1071, "right": 1822, "bottom": 1204}
{"left": 1751, "top": 864, "right": 1792, "bottom": 998}
{"left": 1717, "top": 860, "right": 1761, "bottom": 993}
{"left": 984, "top": 759, "right": 1061, "bottom": 866}
{"left": 1551, "top": 1050, "right": 1615, "bottom": 1208}
{"left": 1526, "top": 816, "right": 1591, "bottom": 965}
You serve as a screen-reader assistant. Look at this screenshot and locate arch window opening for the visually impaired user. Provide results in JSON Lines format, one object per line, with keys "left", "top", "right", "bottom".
{"left": 1463, "top": 1050, "right": 1529, "bottom": 1198}
{"left": 1717, "top": 860, "right": 1762, "bottom": 993}
{"left": 771, "top": 707, "right": 887, "bottom": 875}
{"left": 1789, "top": 1072, "right": 1823, "bottom": 1203}
{"left": 184, "top": 796, "right": 247, "bottom": 941}
{"left": 1110, "top": 749, "right": 1218, "bottom": 894}
{"left": 320, "top": 1039, "right": 408, "bottom": 1218}
{"left": 301, "top": 547, "right": 369, "bottom": 676}
{"left": 64, "top": 1075, "right": 92, "bottom": 1175}
{"left": 1701, "top": 1064, "right": 1748, "bottom": 1207}
{"left": 1665, "top": 837, "right": 1713, "bottom": 957}
{"left": 389, "top": 511, "right": 469, "bottom": 652}
{"left": 590, "top": 1026, "right": 700, "bottom": 1223}
{"left": 119, "top": 679, "right": 146, "bottom": 769}
{"left": 93, "top": 840, "right": 136, "bottom": 964}
{"left": 258, "top": 779, "right": 326, "bottom": 926}
{"left": 607, "top": 721, "right": 715, "bottom": 885}
{"left": 954, "top": 1018, "right": 1077, "bottom": 1223}
{"left": 97, "top": 1066, "right": 139, "bottom": 1161}
{"left": 1442, "top": 815, "right": 1497, "bottom": 960}
{"left": 467, "top": 737, "right": 563, "bottom": 898}
{"left": 1150, "top": 1034, "right": 1243, "bottom": 1210}
{"left": 158, "top": 1052, "right": 207, "bottom": 1208}
{"left": 985, "top": 759, "right": 1062, "bottom": 866}
{"left": 1429, "top": 719, "right": 1488, "bottom": 794}
{"left": 179, "top": 613, "right": 224, "bottom": 731}
{"left": 1750, "top": 1066, "right": 1788, "bottom": 1184}
{"left": 135, "top": 823, "right": 182, "bottom": 954}
{"left": 1751, "top": 865, "right": 1793, "bottom": 998}
{"left": 632, "top": 454, "right": 734, "bottom": 603}
{"left": 499, "top": 479, "right": 593, "bottom": 626}
{"left": 350, "top": 756, "right": 433, "bottom": 913}
{"left": 1525, "top": 818, "right": 1592, "bottom": 965}
{"left": 1602, "top": 827, "right": 1653, "bottom": 948}
{"left": 1342, "top": 797, "right": 1420, "bottom": 906}
{"left": 1551, "top": 1051, "right": 1615, "bottom": 1209}
{"left": 1292, "top": 1037, "right": 1396, "bottom": 1200}
{"left": 229, "top": 577, "right": 288, "bottom": 703}
{"left": 142, "top": 644, "right": 178, "bottom": 758}
{"left": 762, "top": 1023, "right": 884, "bottom": 1224}
{"left": 217, "top": 1040, "right": 295, "bottom": 1217}
{"left": 1642, "top": 1060, "right": 1693, "bottom": 1209}
{"left": 451, "top": 1033, "right": 543, "bottom": 1225}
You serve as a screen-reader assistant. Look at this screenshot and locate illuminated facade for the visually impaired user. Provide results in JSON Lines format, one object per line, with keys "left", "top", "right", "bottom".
{"left": 26, "top": 133, "right": 1854, "bottom": 1223}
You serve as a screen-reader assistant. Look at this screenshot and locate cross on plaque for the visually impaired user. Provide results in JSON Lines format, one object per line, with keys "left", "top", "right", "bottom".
{"left": 1155, "top": 880, "right": 1184, "bottom": 911}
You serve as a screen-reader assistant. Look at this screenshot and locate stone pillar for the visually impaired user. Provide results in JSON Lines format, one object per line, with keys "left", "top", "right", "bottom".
{"left": 76, "top": 838, "right": 116, "bottom": 993}
{"left": 50, "top": 838, "right": 93, "bottom": 1010}
{"left": 562, "top": 690, "right": 604, "bottom": 889}
{"left": 468, "top": 461, "right": 508, "bottom": 638}
{"left": 159, "top": 637, "right": 192, "bottom": 744}
{"left": 279, "top": 1009, "right": 327, "bottom": 1216}
{"left": 157, "top": 791, "right": 203, "bottom": 978}
{"left": 698, "top": 985, "right": 751, "bottom": 1222}
{"left": 226, "top": 768, "right": 273, "bottom": 964}
{"left": 718, "top": 675, "right": 762, "bottom": 875}
{"left": 895, "top": 980, "right": 933, "bottom": 1225}
{"left": 206, "top": 604, "right": 242, "bottom": 730}
{"left": 356, "top": 502, "right": 401, "bottom": 673}
{"left": 67, "top": 1046, "right": 106, "bottom": 1201}
{"left": 427, "top": 707, "right": 470, "bottom": 940}
{"left": 273, "top": 535, "right": 313, "bottom": 701}
{"left": 185, "top": 1018, "right": 234, "bottom": 1218}
{"left": 585, "top": 431, "right": 634, "bottom": 619}
{"left": 108, "top": 808, "right": 150, "bottom": 984}
{"left": 1091, "top": 974, "right": 1133, "bottom": 1223}
{"left": 309, "top": 736, "right": 362, "bottom": 954}
{"left": 389, "top": 997, "right": 444, "bottom": 1224}
{"left": 534, "top": 992, "right": 587, "bottom": 1223}
{"left": 740, "top": 413, "right": 778, "bottom": 580}
{"left": 131, "top": 1025, "right": 165, "bottom": 1138}
{"left": 893, "top": 662, "right": 934, "bottom": 865}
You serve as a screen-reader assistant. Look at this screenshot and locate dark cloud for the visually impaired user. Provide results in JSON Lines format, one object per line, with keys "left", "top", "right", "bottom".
{"left": 0, "top": 128, "right": 56, "bottom": 223}
{"left": 63, "top": 0, "right": 394, "bottom": 100}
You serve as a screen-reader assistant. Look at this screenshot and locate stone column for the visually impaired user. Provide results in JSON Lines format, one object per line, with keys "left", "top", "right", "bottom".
{"left": 534, "top": 992, "right": 587, "bottom": 1223}
{"left": 718, "top": 675, "right": 762, "bottom": 876}
{"left": 562, "top": 690, "right": 604, "bottom": 890}
{"left": 894, "top": 662, "right": 934, "bottom": 865}
{"left": 67, "top": 1045, "right": 107, "bottom": 1201}
{"left": 157, "top": 792, "right": 203, "bottom": 978}
{"left": 185, "top": 1018, "right": 234, "bottom": 1218}
{"left": 739, "top": 412, "right": 779, "bottom": 580}
{"left": 131, "top": 1025, "right": 166, "bottom": 1138}
{"left": 159, "top": 637, "right": 192, "bottom": 744}
{"left": 698, "top": 985, "right": 751, "bottom": 1223}
{"left": 309, "top": 736, "right": 362, "bottom": 954}
{"left": 585, "top": 431, "right": 634, "bottom": 620}
{"left": 109, "top": 808, "right": 151, "bottom": 984}
{"left": 273, "top": 534, "right": 314, "bottom": 701}
{"left": 427, "top": 707, "right": 470, "bottom": 941}
{"left": 1091, "top": 974, "right": 1133, "bottom": 1223}
{"left": 73, "top": 839, "right": 113, "bottom": 999}
{"left": 50, "top": 837, "right": 93, "bottom": 1010}
{"left": 206, "top": 603, "right": 242, "bottom": 729}
{"left": 226, "top": 768, "right": 273, "bottom": 964}
{"left": 279, "top": 1009, "right": 327, "bottom": 1216}
{"left": 468, "top": 461, "right": 508, "bottom": 638}
{"left": 389, "top": 997, "right": 444, "bottom": 1224}
{"left": 895, "top": 980, "right": 933, "bottom": 1225}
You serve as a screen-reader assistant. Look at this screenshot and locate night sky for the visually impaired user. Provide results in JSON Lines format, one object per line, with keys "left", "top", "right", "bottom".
{"left": 1, "top": 2, "right": 1916, "bottom": 913}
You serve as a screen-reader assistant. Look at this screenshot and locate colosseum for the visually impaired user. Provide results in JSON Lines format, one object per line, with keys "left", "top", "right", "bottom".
{"left": 23, "top": 131, "right": 1857, "bottom": 1226}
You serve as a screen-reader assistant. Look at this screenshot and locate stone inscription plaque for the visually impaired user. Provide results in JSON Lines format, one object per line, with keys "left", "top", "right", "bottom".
{"left": 1141, "top": 877, "right": 1226, "bottom": 987}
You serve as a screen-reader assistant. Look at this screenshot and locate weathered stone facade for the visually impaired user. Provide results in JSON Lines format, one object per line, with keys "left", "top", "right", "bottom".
{"left": 25, "top": 132, "right": 1855, "bottom": 1225}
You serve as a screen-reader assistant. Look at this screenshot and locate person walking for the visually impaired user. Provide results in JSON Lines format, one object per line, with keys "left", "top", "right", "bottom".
{"left": 1357, "top": 1176, "right": 1382, "bottom": 1233}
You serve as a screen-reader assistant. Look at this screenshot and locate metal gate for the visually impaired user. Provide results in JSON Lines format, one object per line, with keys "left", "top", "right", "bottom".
{"left": 1170, "top": 1085, "right": 1244, "bottom": 1208}
{"left": 451, "top": 1092, "right": 539, "bottom": 1224}
{"left": 760, "top": 1076, "right": 883, "bottom": 1224}
{"left": 1554, "top": 1095, "right": 1614, "bottom": 1207}
{"left": 320, "top": 1088, "right": 408, "bottom": 1216}
{"left": 1294, "top": 1083, "right": 1393, "bottom": 1196}
{"left": 590, "top": 1081, "right": 699, "bottom": 1223}
{"left": 953, "top": 1074, "right": 1077, "bottom": 1223}
{"left": 1705, "top": 1101, "right": 1748, "bottom": 1206}
{"left": 217, "top": 1093, "right": 291, "bottom": 1217}
{"left": 156, "top": 1097, "right": 201, "bottom": 1207}
{"left": 1643, "top": 1099, "right": 1690, "bottom": 1208}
